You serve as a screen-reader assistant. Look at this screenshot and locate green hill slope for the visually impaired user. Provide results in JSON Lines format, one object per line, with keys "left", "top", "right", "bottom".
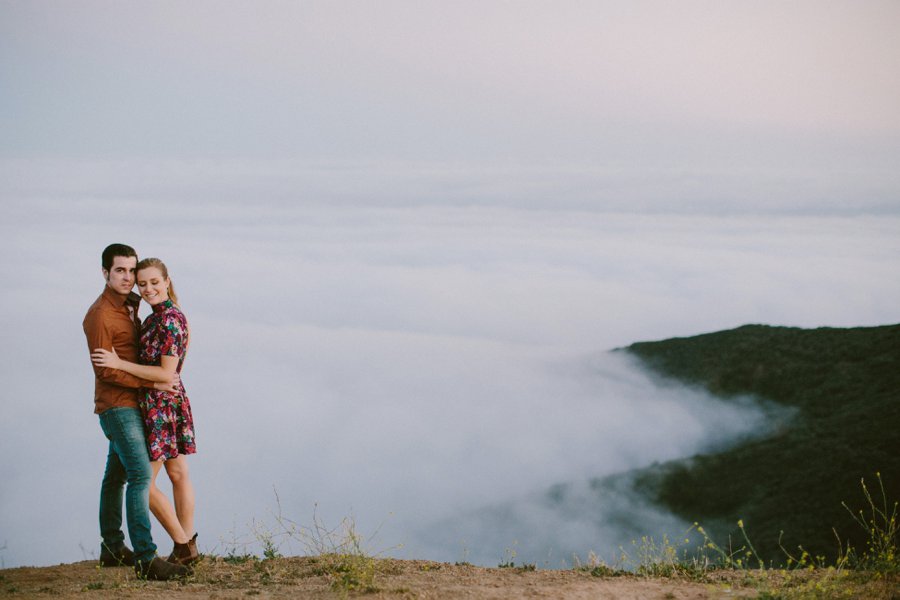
{"left": 624, "top": 323, "right": 900, "bottom": 563}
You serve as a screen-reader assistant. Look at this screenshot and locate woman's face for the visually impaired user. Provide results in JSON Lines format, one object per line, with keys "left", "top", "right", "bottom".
{"left": 137, "top": 266, "right": 169, "bottom": 306}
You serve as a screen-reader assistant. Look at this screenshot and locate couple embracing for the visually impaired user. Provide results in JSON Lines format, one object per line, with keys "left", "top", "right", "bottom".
{"left": 83, "top": 243, "right": 198, "bottom": 580}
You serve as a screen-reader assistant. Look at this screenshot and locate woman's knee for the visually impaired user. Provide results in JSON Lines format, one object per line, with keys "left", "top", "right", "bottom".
{"left": 165, "top": 459, "right": 189, "bottom": 484}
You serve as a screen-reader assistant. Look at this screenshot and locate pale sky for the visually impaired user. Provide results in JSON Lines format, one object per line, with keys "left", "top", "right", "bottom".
{"left": 2, "top": 1, "right": 899, "bottom": 168}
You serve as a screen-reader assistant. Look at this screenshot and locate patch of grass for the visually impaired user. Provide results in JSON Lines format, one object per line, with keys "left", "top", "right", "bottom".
{"left": 610, "top": 475, "right": 899, "bottom": 598}
{"left": 212, "top": 520, "right": 264, "bottom": 563}
{"left": 263, "top": 500, "right": 396, "bottom": 595}
{"left": 210, "top": 490, "right": 394, "bottom": 594}
{"left": 586, "top": 565, "right": 621, "bottom": 577}
{"left": 573, "top": 550, "right": 626, "bottom": 578}
{"left": 193, "top": 500, "right": 394, "bottom": 595}
{"left": 498, "top": 562, "right": 536, "bottom": 572}
{"left": 497, "top": 545, "right": 536, "bottom": 571}
{"left": 616, "top": 529, "right": 713, "bottom": 581}
{"left": 222, "top": 553, "right": 257, "bottom": 565}
{"left": 322, "top": 551, "right": 379, "bottom": 594}
{"left": 250, "top": 517, "right": 283, "bottom": 561}
{"left": 841, "top": 473, "right": 898, "bottom": 575}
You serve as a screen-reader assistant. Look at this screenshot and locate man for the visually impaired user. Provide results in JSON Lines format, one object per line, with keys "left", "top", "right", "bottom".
{"left": 83, "top": 243, "right": 190, "bottom": 581}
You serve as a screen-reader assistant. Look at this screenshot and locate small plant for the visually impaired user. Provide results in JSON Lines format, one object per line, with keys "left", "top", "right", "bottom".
{"left": 498, "top": 544, "right": 520, "bottom": 569}
{"left": 214, "top": 519, "right": 265, "bottom": 562}
{"left": 586, "top": 564, "right": 619, "bottom": 577}
{"left": 841, "top": 472, "right": 898, "bottom": 575}
{"left": 261, "top": 538, "right": 281, "bottom": 561}
{"left": 497, "top": 545, "right": 535, "bottom": 571}
{"left": 77, "top": 542, "right": 95, "bottom": 563}
{"left": 325, "top": 521, "right": 380, "bottom": 593}
{"left": 777, "top": 530, "right": 835, "bottom": 573}
{"left": 326, "top": 552, "right": 378, "bottom": 593}
{"left": 573, "top": 550, "right": 624, "bottom": 577}
{"left": 250, "top": 517, "right": 283, "bottom": 560}
{"left": 618, "top": 529, "right": 711, "bottom": 580}
{"left": 267, "top": 500, "right": 393, "bottom": 594}
{"left": 222, "top": 552, "right": 256, "bottom": 565}
{"left": 694, "top": 521, "right": 770, "bottom": 571}
{"left": 204, "top": 491, "right": 396, "bottom": 595}
{"left": 456, "top": 545, "right": 470, "bottom": 566}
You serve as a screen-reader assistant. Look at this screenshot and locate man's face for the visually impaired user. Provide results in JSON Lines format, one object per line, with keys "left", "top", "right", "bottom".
{"left": 103, "top": 255, "right": 137, "bottom": 296}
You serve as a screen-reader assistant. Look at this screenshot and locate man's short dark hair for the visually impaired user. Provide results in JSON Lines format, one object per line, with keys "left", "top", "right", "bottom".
{"left": 101, "top": 243, "right": 138, "bottom": 271}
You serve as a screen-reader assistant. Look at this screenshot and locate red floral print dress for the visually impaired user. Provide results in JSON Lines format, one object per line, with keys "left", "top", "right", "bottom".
{"left": 139, "top": 299, "right": 196, "bottom": 461}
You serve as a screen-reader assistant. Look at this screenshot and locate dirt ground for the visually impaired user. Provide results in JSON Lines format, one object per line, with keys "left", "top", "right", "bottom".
{"left": 0, "top": 556, "right": 776, "bottom": 599}
{"left": 4, "top": 556, "right": 899, "bottom": 599}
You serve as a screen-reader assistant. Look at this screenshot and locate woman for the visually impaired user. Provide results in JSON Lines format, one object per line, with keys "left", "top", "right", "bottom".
{"left": 92, "top": 257, "right": 199, "bottom": 566}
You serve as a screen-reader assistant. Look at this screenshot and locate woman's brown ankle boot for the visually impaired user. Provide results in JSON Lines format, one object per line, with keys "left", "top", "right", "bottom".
{"left": 167, "top": 533, "right": 200, "bottom": 566}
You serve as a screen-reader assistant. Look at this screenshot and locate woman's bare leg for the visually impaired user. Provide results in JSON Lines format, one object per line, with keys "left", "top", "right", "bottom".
{"left": 164, "top": 456, "right": 195, "bottom": 537}
{"left": 148, "top": 460, "right": 189, "bottom": 544}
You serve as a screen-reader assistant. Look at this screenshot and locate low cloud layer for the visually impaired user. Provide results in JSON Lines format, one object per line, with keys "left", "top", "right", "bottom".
{"left": 1, "top": 170, "right": 898, "bottom": 567}
{"left": 3, "top": 158, "right": 899, "bottom": 216}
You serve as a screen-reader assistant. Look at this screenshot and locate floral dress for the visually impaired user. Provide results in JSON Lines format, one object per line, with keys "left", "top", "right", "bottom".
{"left": 139, "top": 299, "right": 196, "bottom": 461}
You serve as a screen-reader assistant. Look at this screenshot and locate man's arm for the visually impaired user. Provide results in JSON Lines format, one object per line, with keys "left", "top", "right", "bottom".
{"left": 83, "top": 309, "right": 155, "bottom": 389}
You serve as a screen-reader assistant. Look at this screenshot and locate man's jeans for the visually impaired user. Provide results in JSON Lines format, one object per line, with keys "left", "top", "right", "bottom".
{"left": 98, "top": 407, "right": 157, "bottom": 563}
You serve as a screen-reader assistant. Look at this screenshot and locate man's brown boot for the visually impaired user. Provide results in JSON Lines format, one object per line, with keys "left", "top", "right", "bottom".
{"left": 135, "top": 556, "right": 191, "bottom": 581}
{"left": 166, "top": 533, "right": 200, "bottom": 566}
{"left": 99, "top": 544, "right": 135, "bottom": 567}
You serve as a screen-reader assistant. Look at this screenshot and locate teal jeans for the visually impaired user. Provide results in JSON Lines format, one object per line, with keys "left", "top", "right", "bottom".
{"left": 98, "top": 407, "right": 157, "bottom": 563}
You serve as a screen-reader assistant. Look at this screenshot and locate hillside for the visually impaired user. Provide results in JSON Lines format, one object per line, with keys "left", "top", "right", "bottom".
{"left": 623, "top": 323, "right": 900, "bottom": 562}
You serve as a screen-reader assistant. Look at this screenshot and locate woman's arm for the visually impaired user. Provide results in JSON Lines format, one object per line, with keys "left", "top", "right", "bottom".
{"left": 91, "top": 347, "right": 179, "bottom": 383}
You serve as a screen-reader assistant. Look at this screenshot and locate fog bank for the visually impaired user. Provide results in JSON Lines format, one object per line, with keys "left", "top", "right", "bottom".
{"left": 1, "top": 179, "right": 898, "bottom": 568}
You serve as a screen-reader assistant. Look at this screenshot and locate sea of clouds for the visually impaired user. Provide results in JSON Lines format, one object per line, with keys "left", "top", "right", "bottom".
{"left": 1, "top": 159, "right": 898, "bottom": 568}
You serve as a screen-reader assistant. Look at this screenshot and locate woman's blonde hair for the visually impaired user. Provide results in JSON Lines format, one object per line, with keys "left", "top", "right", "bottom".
{"left": 136, "top": 257, "right": 179, "bottom": 306}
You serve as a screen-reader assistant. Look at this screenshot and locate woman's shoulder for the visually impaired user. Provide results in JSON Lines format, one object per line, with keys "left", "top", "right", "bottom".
{"left": 144, "top": 302, "right": 187, "bottom": 327}
{"left": 162, "top": 303, "right": 188, "bottom": 327}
